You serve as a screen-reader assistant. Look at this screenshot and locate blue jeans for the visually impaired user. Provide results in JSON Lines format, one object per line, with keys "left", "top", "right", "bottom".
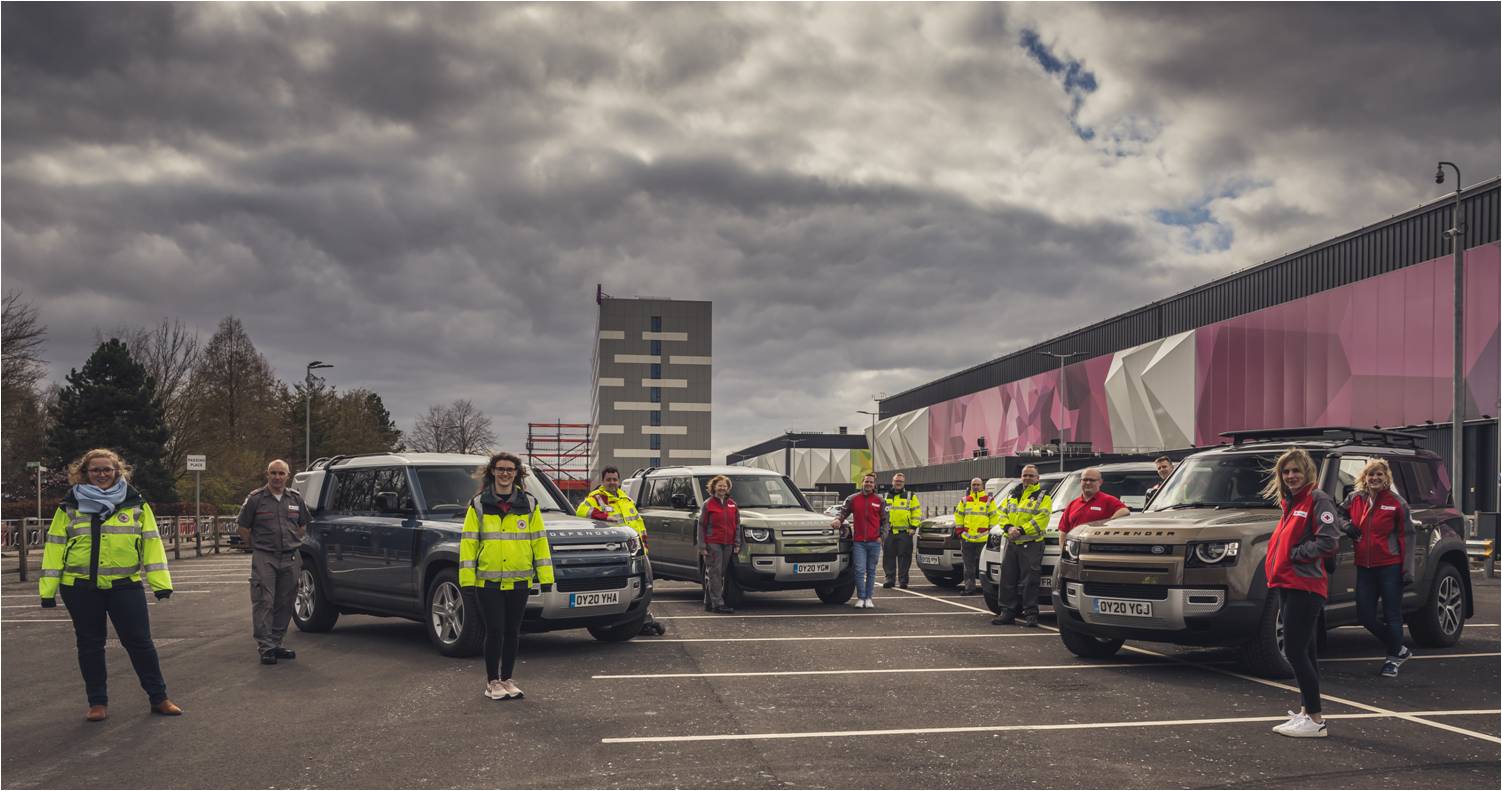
{"left": 1356, "top": 564, "right": 1406, "bottom": 657}
{"left": 852, "top": 541, "right": 882, "bottom": 600}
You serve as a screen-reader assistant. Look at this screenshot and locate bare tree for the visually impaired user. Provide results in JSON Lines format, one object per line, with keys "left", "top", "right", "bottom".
{"left": 2, "top": 291, "right": 47, "bottom": 393}
{"left": 2, "top": 292, "right": 48, "bottom": 493}
{"left": 409, "top": 399, "right": 496, "bottom": 454}
{"left": 100, "top": 320, "right": 203, "bottom": 483}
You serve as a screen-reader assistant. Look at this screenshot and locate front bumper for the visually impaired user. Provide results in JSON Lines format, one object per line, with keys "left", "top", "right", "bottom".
{"left": 523, "top": 572, "right": 650, "bottom": 632}
{"left": 1052, "top": 579, "right": 1263, "bottom": 646}
{"left": 736, "top": 552, "right": 851, "bottom": 588}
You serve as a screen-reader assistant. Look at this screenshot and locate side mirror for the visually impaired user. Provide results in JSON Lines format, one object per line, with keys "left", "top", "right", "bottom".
{"left": 670, "top": 493, "right": 690, "bottom": 510}
{"left": 375, "top": 491, "right": 406, "bottom": 514}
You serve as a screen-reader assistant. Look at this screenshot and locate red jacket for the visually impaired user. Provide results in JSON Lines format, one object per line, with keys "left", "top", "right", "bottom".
{"left": 1265, "top": 485, "right": 1341, "bottom": 597}
{"left": 838, "top": 491, "right": 889, "bottom": 542}
{"left": 698, "top": 496, "right": 740, "bottom": 546}
{"left": 1058, "top": 492, "right": 1126, "bottom": 535}
{"left": 1343, "top": 489, "right": 1412, "bottom": 574}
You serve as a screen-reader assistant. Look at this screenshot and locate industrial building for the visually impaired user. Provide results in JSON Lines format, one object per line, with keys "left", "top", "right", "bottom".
{"left": 589, "top": 288, "right": 713, "bottom": 482}
{"left": 727, "top": 429, "right": 871, "bottom": 498}
{"left": 867, "top": 179, "right": 1500, "bottom": 512}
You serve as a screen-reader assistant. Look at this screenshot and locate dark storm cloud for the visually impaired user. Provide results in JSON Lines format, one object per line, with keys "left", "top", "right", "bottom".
{"left": 3, "top": 2, "right": 1497, "bottom": 458}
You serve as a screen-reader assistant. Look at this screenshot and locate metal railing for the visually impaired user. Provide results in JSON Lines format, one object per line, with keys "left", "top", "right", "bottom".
{"left": 1467, "top": 539, "right": 1496, "bottom": 579}
{"left": 3, "top": 516, "right": 245, "bottom": 581}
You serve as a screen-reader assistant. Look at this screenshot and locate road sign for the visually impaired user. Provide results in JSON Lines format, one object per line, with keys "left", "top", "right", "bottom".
{"left": 187, "top": 454, "right": 207, "bottom": 471}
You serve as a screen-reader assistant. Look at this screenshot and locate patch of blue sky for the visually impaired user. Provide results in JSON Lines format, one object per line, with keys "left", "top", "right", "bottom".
{"left": 1151, "top": 181, "right": 1269, "bottom": 253}
{"left": 1019, "top": 28, "right": 1098, "bottom": 142}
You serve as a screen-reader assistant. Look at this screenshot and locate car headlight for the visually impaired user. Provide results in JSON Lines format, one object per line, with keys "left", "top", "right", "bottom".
{"left": 746, "top": 527, "right": 772, "bottom": 543}
{"left": 1187, "top": 540, "right": 1240, "bottom": 567}
{"left": 1063, "top": 538, "right": 1081, "bottom": 561}
{"left": 626, "top": 536, "right": 642, "bottom": 556}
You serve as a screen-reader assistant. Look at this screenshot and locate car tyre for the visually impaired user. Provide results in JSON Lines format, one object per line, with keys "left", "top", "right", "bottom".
{"left": 292, "top": 556, "right": 338, "bottom": 633}
{"left": 425, "top": 568, "right": 484, "bottom": 658}
{"left": 589, "top": 612, "right": 646, "bottom": 643}
{"left": 1240, "top": 592, "right": 1294, "bottom": 678}
{"left": 982, "top": 580, "right": 1002, "bottom": 614}
{"left": 1406, "top": 562, "right": 1466, "bottom": 647}
{"left": 816, "top": 579, "right": 856, "bottom": 604}
{"left": 1057, "top": 623, "right": 1124, "bottom": 658}
{"left": 922, "top": 572, "right": 961, "bottom": 589}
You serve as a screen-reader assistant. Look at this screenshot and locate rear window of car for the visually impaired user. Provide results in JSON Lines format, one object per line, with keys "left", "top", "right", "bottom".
{"left": 1392, "top": 457, "right": 1451, "bottom": 508}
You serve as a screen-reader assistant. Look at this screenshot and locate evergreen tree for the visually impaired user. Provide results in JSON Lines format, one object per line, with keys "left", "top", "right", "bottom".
{"left": 45, "top": 339, "right": 175, "bottom": 503}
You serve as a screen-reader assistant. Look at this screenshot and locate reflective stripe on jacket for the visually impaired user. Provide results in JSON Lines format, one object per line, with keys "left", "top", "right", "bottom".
{"left": 954, "top": 493, "right": 997, "bottom": 543}
{"left": 1000, "top": 484, "right": 1052, "bottom": 542}
{"left": 460, "top": 490, "right": 554, "bottom": 589}
{"left": 888, "top": 493, "right": 922, "bottom": 530}
{"left": 1265, "top": 486, "right": 1341, "bottom": 597}
{"left": 39, "top": 488, "right": 172, "bottom": 600}
{"left": 576, "top": 487, "right": 645, "bottom": 535}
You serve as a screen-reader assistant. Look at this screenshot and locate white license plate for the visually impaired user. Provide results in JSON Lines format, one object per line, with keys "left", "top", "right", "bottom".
{"left": 1093, "top": 598, "right": 1152, "bottom": 617}
{"left": 568, "top": 591, "right": 621, "bottom": 608}
{"left": 792, "top": 562, "right": 832, "bottom": 574}
{"left": 917, "top": 553, "right": 944, "bottom": 566}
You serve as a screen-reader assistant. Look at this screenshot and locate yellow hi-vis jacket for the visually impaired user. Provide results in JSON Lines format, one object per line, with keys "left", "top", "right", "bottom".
{"left": 39, "top": 487, "right": 172, "bottom": 601}
{"left": 576, "top": 487, "right": 645, "bottom": 535}
{"left": 460, "top": 489, "right": 555, "bottom": 589}
{"left": 954, "top": 492, "right": 998, "bottom": 543}
{"left": 1000, "top": 483, "right": 1053, "bottom": 543}
{"left": 887, "top": 492, "right": 922, "bottom": 531}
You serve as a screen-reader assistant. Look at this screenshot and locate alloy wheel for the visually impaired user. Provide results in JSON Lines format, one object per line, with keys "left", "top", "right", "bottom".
{"left": 430, "top": 581, "right": 465, "bottom": 645}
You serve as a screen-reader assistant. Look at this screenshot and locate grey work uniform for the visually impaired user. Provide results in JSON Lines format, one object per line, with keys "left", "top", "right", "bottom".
{"left": 237, "top": 487, "right": 307, "bottom": 654}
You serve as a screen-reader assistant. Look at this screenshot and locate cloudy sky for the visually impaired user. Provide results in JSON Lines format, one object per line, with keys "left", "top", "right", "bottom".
{"left": 4, "top": 2, "right": 1498, "bottom": 461}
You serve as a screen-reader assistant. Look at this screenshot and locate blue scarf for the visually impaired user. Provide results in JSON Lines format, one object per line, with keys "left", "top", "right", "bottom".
{"left": 73, "top": 479, "right": 128, "bottom": 517}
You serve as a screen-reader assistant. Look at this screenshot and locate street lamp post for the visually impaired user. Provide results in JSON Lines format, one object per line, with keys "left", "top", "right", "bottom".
{"left": 305, "top": 361, "right": 333, "bottom": 469}
{"left": 1435, "top": 162, "right": 1467, "bottom": 513}
{"left": 1039, "top": 352, "right": 1083, "bottom": 472}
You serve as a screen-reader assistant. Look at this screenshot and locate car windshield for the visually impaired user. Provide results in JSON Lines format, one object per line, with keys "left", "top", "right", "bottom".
{"left": 1146, "top": 454, "right": 1285, "bottom": 511}
{"left": 412, "top": 466, "right": 571, "bottom": 514}
{"left": 696, "top": 475, "right": 810, "bottom": 509}
{"left": 1100, "top": 471, "right": 1165, "bottom": 510}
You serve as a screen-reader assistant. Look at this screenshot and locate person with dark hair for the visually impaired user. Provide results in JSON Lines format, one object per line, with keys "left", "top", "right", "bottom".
{"left": 1146, "top": 456, "right": 1175, "bottom": 501}
{"left": 39, "top": 449, "right": 182, "bottom": 721}
{"left": 697, "top": 475, "right": 741, "bottom": 613}
{"left": 577, "top": 466, "right": 664, "bottom": 635}
{"left": 832, "top": 473, "right": 888, "bottom": 608}
{"left": 1340, "top": 458, "right": 1415, "bottom": 676}
{"left": 1263, "top": 448, "right": 1340, "bottom": 738}
{"left": 460, "top": 451, "right": 554, "bottom": 700}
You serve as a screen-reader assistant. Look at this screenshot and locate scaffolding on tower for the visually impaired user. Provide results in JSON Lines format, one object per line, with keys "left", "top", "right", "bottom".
{"left": 526, "top": 421, "right": 593, "bottom": 503}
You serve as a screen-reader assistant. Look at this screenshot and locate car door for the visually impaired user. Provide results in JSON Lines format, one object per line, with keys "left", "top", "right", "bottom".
{"left": 360, "top": 466, "right": 418, "bottom": 602}
{"left": 658, "top": 476, "right": 701, "bottom": 576}
{"left": 1390, "top": 455, "right": 1448, "bottom": 606}
{"left": 322, "top": 468, "right": 376, "bottom": 603}
{"left": 1322, "top": 456, "right": 1367, "bottom": 616}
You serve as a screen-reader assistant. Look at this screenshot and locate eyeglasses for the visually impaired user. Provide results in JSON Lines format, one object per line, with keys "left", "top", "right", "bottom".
{"left": 87, "top": 467, "right": 116, "bottom": 474}
{"left": 493, "top": 467, "right": 518, "bottom": 474}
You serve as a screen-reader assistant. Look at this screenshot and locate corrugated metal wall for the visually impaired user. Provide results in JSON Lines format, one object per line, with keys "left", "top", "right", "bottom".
{"left": 883, "top": 179, "right": 1500, "bottom": 417}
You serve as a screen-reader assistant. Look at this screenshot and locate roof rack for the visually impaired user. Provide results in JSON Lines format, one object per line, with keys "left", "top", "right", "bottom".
{"left": 307, "top": 452, "right": 399, "bottom": 471}
{"left": 1220, "top": 426, "right": 1425, "bottom": 448}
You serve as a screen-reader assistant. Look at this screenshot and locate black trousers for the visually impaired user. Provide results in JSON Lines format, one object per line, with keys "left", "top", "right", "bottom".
{"left": 1279, "top": 588, "right": 1325, "bottom": 715}
{"left": 60, "top": 581, "right": 168, "bottom": 706}
{"left": 476, "top": 586, "right": 530, "bottom": 681}
{"left": 961, "top": 541, "right": 985, "bottom": 588}
{"left": 998, "top": 539, "right": 1045, "bottom": 616}
{"left": 883, "top": 532, "right": 914, "bottom": 585}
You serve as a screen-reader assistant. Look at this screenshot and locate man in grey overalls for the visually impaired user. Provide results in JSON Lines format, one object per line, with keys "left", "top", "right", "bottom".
{"left": 237, "top": 460, "right": 307, "bottom": 665}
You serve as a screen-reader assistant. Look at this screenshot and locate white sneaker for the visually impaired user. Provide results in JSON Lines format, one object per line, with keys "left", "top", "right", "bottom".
{"left": 865, "top": 598, "right": 876, "bottom": 609}
{"left": 501, "top": 679, "right": 524, "bottom": 699}
{"left": 484, "top": 680, "right": 508, "bottom": 700}
{"left": 1278, "top": 716, "right": 1328, "bottom": 738}
{"left": 1271, "top": 711, "right": 1305, "bottom": 733}
{"left": 853, "top": 598, "right": 867, "bottom": 608}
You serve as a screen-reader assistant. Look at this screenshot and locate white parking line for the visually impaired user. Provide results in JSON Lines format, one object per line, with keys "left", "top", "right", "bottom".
{"left": 1, "top": 618, "right": 72, "bottom": 623}
{"left": 595, "top": 658, "right": 1195, "bottom": 679}
{"left": 1333, "top": 623, "right": 1499, "bottom": 629}
{"left": 628, "top": 632, "right": 1053, "bottom": 644}
{"left": 601, "top": 708, "right": 1502, "bottom": 744}
{"left": 891, "top": 586, "right": 1501, "bottom": 744}
{"left": 1320, "top": 651, "right": 1500, "bottom": 664}
{"left": 2, "top": 592, "right": 219, "bottom": 608}
{"left": 655, "top": 611, "right": 977, "bottom": 620}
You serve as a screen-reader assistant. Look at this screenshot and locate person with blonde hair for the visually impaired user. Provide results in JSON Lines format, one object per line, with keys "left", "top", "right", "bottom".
{"left": 39, "top": 449, "right": 182, "bottom": 721}
{"left": 1340, "top": 458, "right": 1415, "bottom": 676}
{"left": 697, "top": 474, "right": 742, "bottom": 613}
{"left": 1262, "top": 448, "right": 1340, "bottom": 738}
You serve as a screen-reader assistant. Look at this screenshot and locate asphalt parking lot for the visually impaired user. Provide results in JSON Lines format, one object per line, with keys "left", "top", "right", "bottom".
{"left": 2, "top": 555, "right": 1498, "bottom": 789}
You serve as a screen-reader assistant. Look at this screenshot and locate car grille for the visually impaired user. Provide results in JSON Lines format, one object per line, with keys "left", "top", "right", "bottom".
{"left": 557, "top": 576, "right": 629, "bottom": 593}
{"left": 1083, "top": 582, "right": 1169, "bottom": 601}
{"left": 1088, "top": 543, "right": 1176, "bottom": 555}
{"left": 785, "top": 553, "right": 837, "bottom": 563}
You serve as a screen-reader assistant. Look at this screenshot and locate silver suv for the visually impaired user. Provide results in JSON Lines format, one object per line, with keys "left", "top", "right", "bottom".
{"left": 627, "top": 466, "right": 853, "bottom": 606}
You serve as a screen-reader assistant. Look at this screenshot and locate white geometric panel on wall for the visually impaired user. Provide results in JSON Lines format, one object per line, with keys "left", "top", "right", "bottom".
{"left": 827, "top": 449, "right": 853, "bottom": 485}
{"left": 872, "top": 407, "right": 929, "bottom": 469}
{"left": 1105, "top": 330, "right": 1196, "bottom": 452}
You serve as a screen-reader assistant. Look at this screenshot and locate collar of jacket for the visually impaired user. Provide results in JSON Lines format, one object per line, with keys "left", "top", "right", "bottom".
{"left": 61, "top": 485, "right": 144, "bottom": 512}
{"left": 480, "top": 488, "right": 532, "bottom": 512}
{"left": 965, "top": 492, "right": 989, "bottom": 502}
{"left": 590, "top": 487, "right": 629, "bottom": 504}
